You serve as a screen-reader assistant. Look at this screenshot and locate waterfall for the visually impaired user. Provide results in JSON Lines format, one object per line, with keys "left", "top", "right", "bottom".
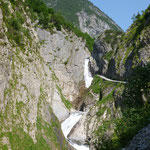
{"left": 61, "top": 112, "right": 89, "bottom": 150}
{"left": 84, "top": 58, "right": 93, "bottom": 88}
{"left": 61, "top": 58, "right": 93, "bottom": 150}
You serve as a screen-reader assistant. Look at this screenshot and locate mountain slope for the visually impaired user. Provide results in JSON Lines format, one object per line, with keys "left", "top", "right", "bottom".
{"left": 43, "top": 0, "right": 123, "bottom": 37}
{"left": 1, "top": 0, "right": 150, "bottom": 150}
{"left": 92, "top": 5, "right": 150, "bottom": 79}
{"left": 0, "top": 0, "right": 92, "bottom": 149}
{"left": 86, "top": 5, "right": 150, "bottom": 149}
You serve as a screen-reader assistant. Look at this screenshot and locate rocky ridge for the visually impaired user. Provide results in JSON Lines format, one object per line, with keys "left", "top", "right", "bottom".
{"left": 43, "top": 0, "right": 122, "bottom": 37}
{"left": 91, "top": 6, "right": 150, "bottom": 79}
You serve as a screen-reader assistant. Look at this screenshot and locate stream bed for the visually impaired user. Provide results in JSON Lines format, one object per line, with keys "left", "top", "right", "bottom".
{"left": 61, "top": 58, "right": 92, "bottom": 150}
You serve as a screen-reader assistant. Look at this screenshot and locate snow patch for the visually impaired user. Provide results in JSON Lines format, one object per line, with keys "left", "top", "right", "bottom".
{"left": 61, "top": 111, "right": 89, "bottom": 150}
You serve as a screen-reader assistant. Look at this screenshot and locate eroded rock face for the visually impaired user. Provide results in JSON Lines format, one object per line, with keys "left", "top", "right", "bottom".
{"left": 0, "top": 1, "right": 87, "bottom": 148}
{"left": 91, "top": 25, "right": 150, "bottom": 81}
{"left": 52, "top": 89, "right": 69, "bottom": 122}
{"left": 38, "top": 28, "right": 92, "bottom": 103}
{"left": 43, "top": 0, "right": 122, "bottom": 38}
{"left": 77, "top": 10, "right": 111, "bottom": 38}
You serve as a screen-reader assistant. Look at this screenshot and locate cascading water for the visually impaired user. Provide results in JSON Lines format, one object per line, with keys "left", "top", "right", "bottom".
{"left": 61, "top": 58, "right": 93, "bottom": 150}
{"left": 61, "top": 112, "right": 83, "bottom": 138}
{"left": 61, "top": 112, "right": 89, "bottom": 150}
{"left": 61, "top": 59, "right": 126, "bottom": 150}
{"left": 84, "top": 58, "right": 93, "bottom": 88}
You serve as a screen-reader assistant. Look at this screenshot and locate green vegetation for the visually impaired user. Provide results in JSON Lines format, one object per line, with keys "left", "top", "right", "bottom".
{"left": 126, "top": 5, "right": 150, "bottom": 44}
{"left": 122, "top": 5, "right": 150, "bottom": 64}
{"left": 122, "top": 45, "right": 134, "bottom": 65}
{"left": 56, "top": 85, "right": 72, "bottom": 109}
{"left": 114, "top": 105, "right": 150, "bottom": 149}
{"left": 103, "top": 50, "right": 113, "bottom": 61}
{"left": 95, "top": 105, "right": 150, "bottom": 150}
{"left": 23, "top": 0, "right": 94, "bottom": 52}
{"left": 8, "top": 128, "right": 51, "bottom": 150}
{"left": 0, "top": 114, "right": 64, "bottom": 150}
{"left": 90, "top": 75, "right": 116, "bottom": 94}
{"left": 90, "top": 76, "right": 103, "bottom": 94}
{"left": 94, "top": 64, "right": 150, "bottom": 150}
{"left": 103, "top": 30, "right": 123, "bottom": 49}
{"left": 0, "top": 0, "right": 94, "bottom": 51}
{"left": 102, "top": 5, "right": 150, "bottom": 68}
{"left": 0, "top": 1, "right": 32, "bottom": 48}
{"left": 123, "top": 64, "right": 150, "bottom": 107}
{"left": 36, "top": 115, "right": 62, "bottom": 150}
{"left": 97, "top": 90, "right": 115, "bottom": 106}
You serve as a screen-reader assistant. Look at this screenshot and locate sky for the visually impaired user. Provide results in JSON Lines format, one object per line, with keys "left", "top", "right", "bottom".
{"left": 89, "top": 0, "right": 150, "bottom": 31}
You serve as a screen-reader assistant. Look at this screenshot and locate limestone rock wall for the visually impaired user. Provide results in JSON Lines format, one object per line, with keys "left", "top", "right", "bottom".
{"left": 0, "top": 1, "right": 91, "bottom": 148}
{"left": 38, "top": 28, "right": 91, "bottom": 103}
{"left": 77, "top": 10, "right": 111, "bottom": 38}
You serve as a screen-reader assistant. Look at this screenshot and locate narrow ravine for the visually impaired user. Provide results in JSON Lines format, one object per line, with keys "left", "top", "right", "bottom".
{"left": 61, "top": 58, "right": 93, "bottom": 150}
{"left": 61, "top": 58, "right": 126, "bottom": 150}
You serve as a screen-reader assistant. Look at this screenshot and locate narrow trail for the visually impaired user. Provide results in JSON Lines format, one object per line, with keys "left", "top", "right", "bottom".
{"left": 97, "top": 75, "right": 127, "bottom": 84}
{"left": 61, "top": 59, "right": 127, "bottom": 150}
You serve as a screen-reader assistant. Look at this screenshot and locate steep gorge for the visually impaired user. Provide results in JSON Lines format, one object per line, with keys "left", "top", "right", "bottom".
{"left": 0, "top": 0, "right": 150, "bottom": 150}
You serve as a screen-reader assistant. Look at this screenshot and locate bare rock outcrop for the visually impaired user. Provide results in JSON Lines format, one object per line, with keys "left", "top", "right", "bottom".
{"left": 38, "top": 28, "right": 92, "bottom": 103}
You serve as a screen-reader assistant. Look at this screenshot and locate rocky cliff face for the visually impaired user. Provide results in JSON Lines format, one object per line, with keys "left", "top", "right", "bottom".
{"left": 85, "top": 5, "right": 150, "bottom": 150}
{"left": 0, "top": 0, "right": 92, "bottom": 149}
{"left": 91, "top": 6, "right": 150, "bottom": 80}
{"left": 77, "top": 10, "right": 110, "bottom": 38}
{"left": 0, "top": 6, "right": 68, "bottom": 150}
{"left": 43, "top": 0, "right": 122, "bottom": 37}
{"left": 0, "top": 0, "right": 150, "bottom": 150}
{"left": 38, "top": 28, "right": 91, "bottom": 103}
